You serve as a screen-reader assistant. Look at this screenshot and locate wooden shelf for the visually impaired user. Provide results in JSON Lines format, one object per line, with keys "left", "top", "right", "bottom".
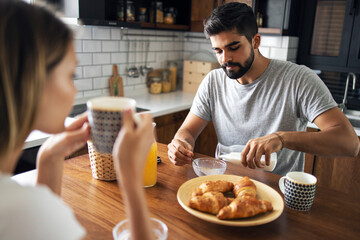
{"left": 139, "top": 22, "right": 155, "bottom": 28}
{"left": 137, "top": 22, "right": 190, "bottom": 31}
{"left": 155, "top": 23, "right": 190, "bottom": 31}
{"left": 258, "top": 27, "right": 281, "bottom": 35}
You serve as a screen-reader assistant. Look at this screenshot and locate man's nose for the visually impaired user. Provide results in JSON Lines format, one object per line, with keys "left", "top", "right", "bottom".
{"left": 221, "top": 50, "right": 232, "bottom": 64}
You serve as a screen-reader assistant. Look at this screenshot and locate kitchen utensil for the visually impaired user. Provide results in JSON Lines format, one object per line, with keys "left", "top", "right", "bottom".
{"left": 109, "top": 64, "right": 124, "bottom": 97}
{"left": 128, "top": 41, "right": 139, "bottom": 78}
{"left": 177, "top": 175, "right": 284, "bottom": 227}
{"left": 140, "top": 40, "right": 153, "bottom": 76}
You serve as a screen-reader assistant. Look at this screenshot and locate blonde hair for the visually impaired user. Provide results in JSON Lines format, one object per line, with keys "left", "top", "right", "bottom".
{"left": 0, "top": 1, "right": 73, "bottom": 157}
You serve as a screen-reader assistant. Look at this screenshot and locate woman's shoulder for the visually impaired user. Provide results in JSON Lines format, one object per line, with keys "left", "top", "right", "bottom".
{"left": 1, "top": 174, "right": 61, "bottom": 208}
{"left": 0, "top": 175, "right": 85, "bottom": 240}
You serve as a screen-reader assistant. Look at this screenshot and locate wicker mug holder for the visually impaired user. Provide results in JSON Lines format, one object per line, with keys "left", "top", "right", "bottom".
{"left": 87, "top": 140, "right": 116, "bottom": 181}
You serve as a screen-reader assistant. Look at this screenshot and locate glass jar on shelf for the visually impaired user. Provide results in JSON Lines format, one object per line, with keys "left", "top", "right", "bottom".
{"left": 138, "top": 7, "right": 147, "bottom": 22}
{"left": 117, "top": 1, "right": 124, "bottom": 21}
{"left": 150, "top": 1, "right": 164, "bottom": 23}
{"left": 164, "top": 13, "right": 174, "bottom": 24}
{"left": 168, "top": 61, "right": 177, "bottom": 91}
{"left": 126, "top": 0, "right": 135, "bottom": 22}
{"left": 164, "top": 7, "right": 177, "bottom": 24}
{"left": 149, "top": 77, "right": 162, "bottom": 94}
{"left": 161, "top": 70, "right": 171, "bottom": 93}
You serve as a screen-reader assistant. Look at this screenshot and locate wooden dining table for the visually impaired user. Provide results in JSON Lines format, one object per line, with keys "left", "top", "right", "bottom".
{"left": 13, "top": 143, "right": 360, "bottom": 239}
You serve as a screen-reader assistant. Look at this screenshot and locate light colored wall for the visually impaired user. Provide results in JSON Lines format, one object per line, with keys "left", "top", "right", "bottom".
{"left": 72, "top": 25, "right": 298, "bottom": 102}
{"left": 259, "top": 36, "right": 299, "bottom": 62}
{"left": 73, "top": 27, "right": 184, "bottom": 100}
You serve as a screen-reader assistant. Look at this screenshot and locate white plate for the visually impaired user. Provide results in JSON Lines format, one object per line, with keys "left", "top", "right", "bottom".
{"left": 177, "top": 175, "right": 284, "bottom": 227}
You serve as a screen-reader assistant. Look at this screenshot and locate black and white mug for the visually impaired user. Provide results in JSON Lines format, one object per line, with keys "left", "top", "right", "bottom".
{"left": 279, "top": 171, "right": 317, "bottom": 211}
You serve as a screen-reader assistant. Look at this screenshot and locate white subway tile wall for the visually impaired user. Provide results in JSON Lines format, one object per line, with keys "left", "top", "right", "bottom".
{"left": 72, "top": 25, "right": 298, "bottom": 102}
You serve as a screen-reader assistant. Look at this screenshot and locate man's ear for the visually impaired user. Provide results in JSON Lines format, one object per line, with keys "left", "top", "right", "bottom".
{"left": 253, "top": 33, "right": 261, "bottom": 49}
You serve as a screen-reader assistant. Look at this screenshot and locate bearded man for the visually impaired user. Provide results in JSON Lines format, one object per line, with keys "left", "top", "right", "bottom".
{"left": 167, "top": 2, "right": 359, "bottom": 175}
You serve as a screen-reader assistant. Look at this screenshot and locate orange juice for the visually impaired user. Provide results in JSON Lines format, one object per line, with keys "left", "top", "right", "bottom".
{"left": 143, "top": 142, "right": 157, "bottom": 187}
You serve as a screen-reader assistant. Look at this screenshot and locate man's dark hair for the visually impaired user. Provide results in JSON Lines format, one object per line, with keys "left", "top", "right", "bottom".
{"left": 204, "top": 2, "right": 258, "bottom": 43}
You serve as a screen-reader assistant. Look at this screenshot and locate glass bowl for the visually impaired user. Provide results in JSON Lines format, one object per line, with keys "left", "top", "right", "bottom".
{"left": 192, "top": 158, "right": 227, "bottom": 177}
{"left": 113, "top": 218, "right": 168, "bottom": 240}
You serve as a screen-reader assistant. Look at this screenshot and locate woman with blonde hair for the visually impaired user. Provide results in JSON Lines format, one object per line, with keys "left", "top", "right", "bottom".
{"left": 0, "top": 1, "right": 154, "bottom": 239}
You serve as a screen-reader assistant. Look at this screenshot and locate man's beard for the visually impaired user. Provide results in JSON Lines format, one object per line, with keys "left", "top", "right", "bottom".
{"left": 221, "top": 47, "right": 255, "bottom": 79}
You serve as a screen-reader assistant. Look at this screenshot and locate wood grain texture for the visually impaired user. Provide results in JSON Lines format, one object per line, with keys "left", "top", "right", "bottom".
{"left": 194, "top": 121, "right": 218, "bottom": 157}
{"left": 154, "top": 110, "right": 189, "bottom": 145}
{"left": 62, "top": 143, "right": 360, "bottom": 240}
{"left": 304, "top": 127, "right": 318, "bottom": 174}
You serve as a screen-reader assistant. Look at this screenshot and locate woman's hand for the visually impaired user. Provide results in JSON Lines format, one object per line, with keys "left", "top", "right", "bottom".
{"left": 37, "top": 113, "right": 90, "bottom": 162}
{"left": 112, "top": 110, "right": 154, "bottom": 185}
{"left": 36, "top": 113, "right": 90, "bottom": 195}
{"left": 112, "top": 110, "right": 155, "bottom": 240}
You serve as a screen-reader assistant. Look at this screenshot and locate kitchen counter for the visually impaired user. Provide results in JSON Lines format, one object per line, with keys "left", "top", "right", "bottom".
{"left": 126, "top": 89, "right": 196, "bottom": 117}
{"left": 25, "top": 90, "right": 360, "bottom": 149}
{"left": 24, "top": 90, "right": 196, "bottom": 149}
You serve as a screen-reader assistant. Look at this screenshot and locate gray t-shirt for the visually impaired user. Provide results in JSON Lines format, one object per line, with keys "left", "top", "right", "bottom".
{"left": 190, "top": 59, "right": 337, "bottom": 175}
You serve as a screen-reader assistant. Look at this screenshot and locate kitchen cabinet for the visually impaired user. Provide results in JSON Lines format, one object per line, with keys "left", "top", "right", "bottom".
{"left": 193, "top": 121, "right": 218, "bottom": 157}
{"left": 305, "top": 127, "right": 360, "bottom": 201}
{"left": 154, "top": 110, "right": 190, "bottom": 145}
{"left": 297, "top": 0, "right": 360, "bottom": 73}
{"left": 190, "top": 0, "right": 301, "bottom": 35}
{"left": 61, "top": 0, "right": 191, "bottom": 31}
{"left": 190, "top": 0, "right": 217, "bottom": 32}
{"left": 312, "top": 150, "right": 360, "bottom": 201}
{"left": 154, "top": 109, "right": 218, "bottom": 157}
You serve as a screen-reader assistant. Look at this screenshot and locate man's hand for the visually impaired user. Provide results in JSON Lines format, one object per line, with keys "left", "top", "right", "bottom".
{"left": 167, "top": 138, "right": 194, "bottom": 166}
{"left": 241, "top": 133, "right": 283, "bottom": 169}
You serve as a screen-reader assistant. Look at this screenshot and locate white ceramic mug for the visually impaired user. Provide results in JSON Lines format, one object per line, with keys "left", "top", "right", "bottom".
{"left": 279, "top": 171, "right": 317, "bottom": 211}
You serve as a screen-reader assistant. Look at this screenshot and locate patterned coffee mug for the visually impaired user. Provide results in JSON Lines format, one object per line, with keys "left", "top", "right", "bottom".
{"left": 279, "top": 171, "right": 317, "bottom": 211}
{"left": 87, "top": 96, "right": 137, "bottom": 153}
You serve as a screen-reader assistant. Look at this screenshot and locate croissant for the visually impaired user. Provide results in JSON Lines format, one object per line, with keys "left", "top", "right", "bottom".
{"left": 191, "top": 180, "right": 234, "bottom": 197}
{"left": 189, "top": 192, "right": 229, "bottom": 215}
{"left": 233, "top": 176, "right": 257, "bottom": 198}
{"left": 217, "top": 195, "right": 273, "bottom": 219}
{"left": 226, "top": 197, "right": 235, "bottom": 205}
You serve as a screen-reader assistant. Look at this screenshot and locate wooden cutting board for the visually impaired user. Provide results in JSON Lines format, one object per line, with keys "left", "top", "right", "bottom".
{"left": 109, "top": 64, "right": 124, "bottom": 97}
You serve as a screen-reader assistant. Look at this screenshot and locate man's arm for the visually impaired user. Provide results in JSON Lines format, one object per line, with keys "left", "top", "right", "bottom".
{"left": 167, "top": 112, "right": 209, "bottom": 165}
{"left": 281, "top": 107, "right": 359, "bottom": 156}
{"left": 241, "top": 107, "right": 360, "bottom": 168}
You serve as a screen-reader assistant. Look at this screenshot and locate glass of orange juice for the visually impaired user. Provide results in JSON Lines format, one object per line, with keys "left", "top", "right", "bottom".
{"left": 143, "top": 122, "right": 157, "bottom": 187}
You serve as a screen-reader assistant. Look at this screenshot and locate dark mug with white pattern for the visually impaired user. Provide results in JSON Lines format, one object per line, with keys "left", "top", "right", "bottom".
{"left": 87, "top": 96, "right": 139, "bottom": 154}
{"left": 279, "top": 171, "right": 317, "bottom": 211}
